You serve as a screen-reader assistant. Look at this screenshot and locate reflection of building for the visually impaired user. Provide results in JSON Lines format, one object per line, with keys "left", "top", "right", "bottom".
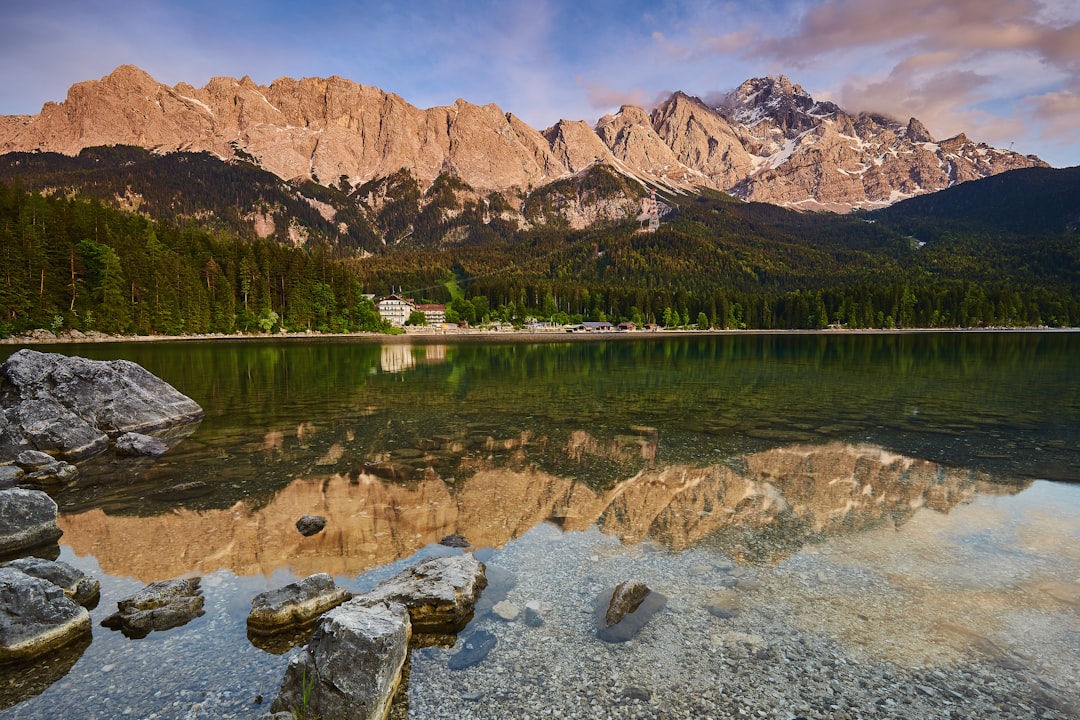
{"left": 376, "top": 294, "right": 414, "bottom": 327}
{"left": 423, "top": 345, "right": 446, "bottom": 363}
{"left": 379, "top": 344, "right": 447, "bottom": 373}
{"left": 415, "top": 304, "right": 445, "bottom": 326}
{"left": 380, "top": 344, "right": 416, "bottom": 373}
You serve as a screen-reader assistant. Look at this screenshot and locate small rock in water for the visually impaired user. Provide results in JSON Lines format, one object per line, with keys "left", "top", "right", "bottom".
{"left": 705, "top": 589, "right": 742, "bottom": 619}
{"left": 295, "top": 515, "right": 327, "bottom": 537}
{"left": 247, "top": 572, "right": 350, "bottom": 635}
{"left": 14, "top": 451, "right": 55, "bottom": 471}
{"left": 448, "top": 629, "right": 497, "bottom": 670}
{"left": 4, "top": 557, "right": 100, "bottom": 607}
{"left": 621, "top": 686, "right": 652, "bottom": 702}
{"left": 491, "top": 601, "right": 519, "bottom": 622}
{"left": 114, "top": 432, "right": 169, "bottom": 457}
{"left": 595, "top": 580, "right": 667, "bottom": 643}
{"left": 523, "top": 600, "right": 550, "bottom": 627}
{"left": 439, "top": 533, "right": 471, "bottom": 548}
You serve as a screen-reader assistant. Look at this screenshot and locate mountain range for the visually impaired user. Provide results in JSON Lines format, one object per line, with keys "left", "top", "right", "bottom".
{"left": 0, "top": 65, "right": 1047, "bottom": 230}
{"left": 0, "top": 65, "right": 1076, "bottom": 337}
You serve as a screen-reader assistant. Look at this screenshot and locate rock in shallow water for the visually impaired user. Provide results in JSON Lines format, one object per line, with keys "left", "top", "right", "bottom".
{"left": 595, "top": 580, "right": 667, "bottom": 643}
{"left": 295, "top": 514, "right": 327, "bottom": 537}
{"left": 101, "top": 577, "right": 205, "bottom": 638}
{"left": 2, "top": 557, "right": 99, "bottom": 607}
{"left": 448, "top": 629, "right": 497, "bottom": 670}
{"left": 0, "top": 565, "right": 91, "bottom": 663}
{"left": 268, "top": 600, "right": 411, "bottom": 720}
{"left": 0, "top": 349, "right": 203, "bottom": 462}
{"left": 357, "top": 553, "right": 487, "bottom": 634}
{"left": 0, "top": 488, "right": 62, "bottom": 558}
{"left": 247, "top": 572, "right": 351, "bottom": 635}
{"left": 114, "top": 432, "right": 169, "bottom": 457}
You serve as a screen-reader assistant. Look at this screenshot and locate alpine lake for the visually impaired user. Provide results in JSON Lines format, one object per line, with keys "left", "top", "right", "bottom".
{"left": 1, "top": 331, "right": 1078, "bottom": 720}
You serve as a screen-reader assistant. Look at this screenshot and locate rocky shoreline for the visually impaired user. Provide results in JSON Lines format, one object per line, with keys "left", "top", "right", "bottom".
{"left": 3, "top": 326, "right": 1075, "bottom": 350}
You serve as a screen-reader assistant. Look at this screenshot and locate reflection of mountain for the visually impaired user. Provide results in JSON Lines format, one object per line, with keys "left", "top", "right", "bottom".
{"left": 57, "top": 443, "right": 1027, "bottom": 581}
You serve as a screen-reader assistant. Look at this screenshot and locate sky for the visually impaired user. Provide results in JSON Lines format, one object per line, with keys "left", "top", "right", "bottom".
{"left": 2, "top": 0, "right": 1079, "bottom": 167}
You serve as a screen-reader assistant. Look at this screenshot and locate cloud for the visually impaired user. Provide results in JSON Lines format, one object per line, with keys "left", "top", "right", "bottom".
{"left": 1027, "top": 89, "right": 1080, "bottom": 143}
{"left": 653, "top": 27, "right": 759, "bottom": 60}
{"left": 753, "top": 0, "right": 1055, "bottom": 61}
{"left": 579, "top": 80, "right": 672, "bottom": 114}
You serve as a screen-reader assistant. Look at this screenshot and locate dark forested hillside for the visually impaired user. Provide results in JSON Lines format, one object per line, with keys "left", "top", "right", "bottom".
{"left": 869, "top": 165, "right": 1080, "bottom": 236}
{"left": 0, "top": 146, "right": 381, "bottom": 252}
{"left": 1, "top": 159, "right": 1077, "bottom": 338}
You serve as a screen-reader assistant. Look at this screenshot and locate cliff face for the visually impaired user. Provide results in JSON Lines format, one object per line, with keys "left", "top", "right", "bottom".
{"left": 0, "top": 66, "right": 1047, "bottom": 215}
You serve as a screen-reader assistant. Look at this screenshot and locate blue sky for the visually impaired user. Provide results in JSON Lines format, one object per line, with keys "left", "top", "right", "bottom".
{"left": 2, "top": 0, "right": 1079, "bottom": 167}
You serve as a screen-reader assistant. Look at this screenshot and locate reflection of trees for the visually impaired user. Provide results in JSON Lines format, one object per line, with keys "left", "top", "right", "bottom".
{"left": 57, "top": 442, "right": 1028, "bottom": 582}
{"left": 45, "top": 333, "right": 1078, "bottom": 516}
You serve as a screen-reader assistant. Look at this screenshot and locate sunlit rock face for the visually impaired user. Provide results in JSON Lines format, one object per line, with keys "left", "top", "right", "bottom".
{"left": 0, "top": 66, "right": 1045, "bottom": 214}
{"left": 56, "top": 442, "right": 1024, "bottom": 581}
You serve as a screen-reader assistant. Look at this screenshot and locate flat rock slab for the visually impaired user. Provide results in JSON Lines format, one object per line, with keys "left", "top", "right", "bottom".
{"left": 247, "top": 572, "right": 351, "bottom": 635}
{"left": 13, "top": 451, "right": 54, "bottom": 470}
{"left": 0, "top": 488, "right": 62, "bottom": 559}
{"left": 2, "top": 557, "right": 99, "bottom": 607}
{"left": 358, "top": 553, "right": 487, "bottom": 634}
{"left": 595, "top": 580, "right": 668, "bottom": 643}
{"left": 101, "top": 577, "right": 204, "bottom": 638}
{"left": 269, "top": 600, "right": 411, "bottom": 720}
{"left": 0, "top": 349, "right": 204, "bottom": 461}
{"left": 0, "top": 565, "right": 91, "bottom": 663}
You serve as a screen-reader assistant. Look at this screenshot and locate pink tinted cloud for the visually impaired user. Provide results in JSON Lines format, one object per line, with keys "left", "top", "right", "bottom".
{"left": 836, "top": 66, "right": 1027, "bottom": 145}
{"left": 757, "top": 0, "right": 1055, "bottom": 61}
{"left": 653, "top": 27, "right": 760, "bottom": 61}
{"left": 580, "top": 79, "right": 670, "bottom": 113}
{"left": 1028, "top": 89, "right": 1080, "bottom": 142}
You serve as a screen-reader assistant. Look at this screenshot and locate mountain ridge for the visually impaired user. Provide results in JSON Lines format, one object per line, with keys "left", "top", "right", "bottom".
{"left": 0, "top": 65, "right": 1046, "bottom": 218}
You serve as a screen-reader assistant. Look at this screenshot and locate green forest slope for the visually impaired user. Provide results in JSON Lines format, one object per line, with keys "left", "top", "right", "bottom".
{"left": 1, "top": 151, "right": 1077, "bottom": 336}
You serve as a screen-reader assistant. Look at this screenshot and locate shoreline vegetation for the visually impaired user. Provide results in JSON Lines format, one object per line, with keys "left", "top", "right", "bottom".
{"left": 3, "top": 324, "right": 1077, "bottom": 347}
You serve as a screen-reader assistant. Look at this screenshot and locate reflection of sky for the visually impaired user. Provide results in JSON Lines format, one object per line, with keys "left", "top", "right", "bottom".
{"left": 778, "top": 480, "right": 1080, "bottom": 675}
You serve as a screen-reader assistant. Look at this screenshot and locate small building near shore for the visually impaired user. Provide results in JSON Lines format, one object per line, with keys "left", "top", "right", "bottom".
{"left": 415, "top": 304, "right": 446, "bottom": 326}
{"left": 376, "top": 294, "right": 415, "bottom": 327}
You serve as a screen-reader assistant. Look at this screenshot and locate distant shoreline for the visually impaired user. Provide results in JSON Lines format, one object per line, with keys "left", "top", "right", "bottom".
{"left": 3, "top": 325, "right": 1077, "bottom": 348}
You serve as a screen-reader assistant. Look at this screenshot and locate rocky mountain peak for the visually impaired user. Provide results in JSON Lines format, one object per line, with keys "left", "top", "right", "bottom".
{"left": 905, "top": 117, "right": 935, "bottom": 143}
{"left": 0, "top": 65, "right": 1049, "bottom": 219}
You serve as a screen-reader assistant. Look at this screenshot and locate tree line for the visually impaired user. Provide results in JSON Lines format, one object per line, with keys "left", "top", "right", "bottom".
{"left": 0, "top": 184, "right": 393, "bottom": 336}
{"left": 1, "top": 181, "right": 1076, "bottom": 338}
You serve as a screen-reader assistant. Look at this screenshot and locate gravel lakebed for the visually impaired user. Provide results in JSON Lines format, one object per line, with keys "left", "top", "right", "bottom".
{"left": 4, "top": 494, "right": 1078, "bottom": 720}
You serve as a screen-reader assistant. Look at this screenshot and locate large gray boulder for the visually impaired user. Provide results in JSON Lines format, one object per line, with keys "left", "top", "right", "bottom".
{"left": 0, "top": 565, "right": 91, "bottom": 663}
{"left": 269, "top": 600, "right": 411, "bottom": 720}
{"left": 0, "top": 488, "right": 62, "bottom": 558}
{"left": 247, "top": 573, "right": 351, "bottom": 636}
{"left": 0, "top": 349, "right": 204, "bottom": 461}
{"left": 357, "top": 553, "right": 487, "bottom": 634}
{"left": 2, "top": 557, "right": 99, "bottom": 607}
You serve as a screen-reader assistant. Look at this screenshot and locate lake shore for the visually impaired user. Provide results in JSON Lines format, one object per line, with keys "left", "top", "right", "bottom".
{"left": 3, "top": 324, "right": 1077, "bottom": 347}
